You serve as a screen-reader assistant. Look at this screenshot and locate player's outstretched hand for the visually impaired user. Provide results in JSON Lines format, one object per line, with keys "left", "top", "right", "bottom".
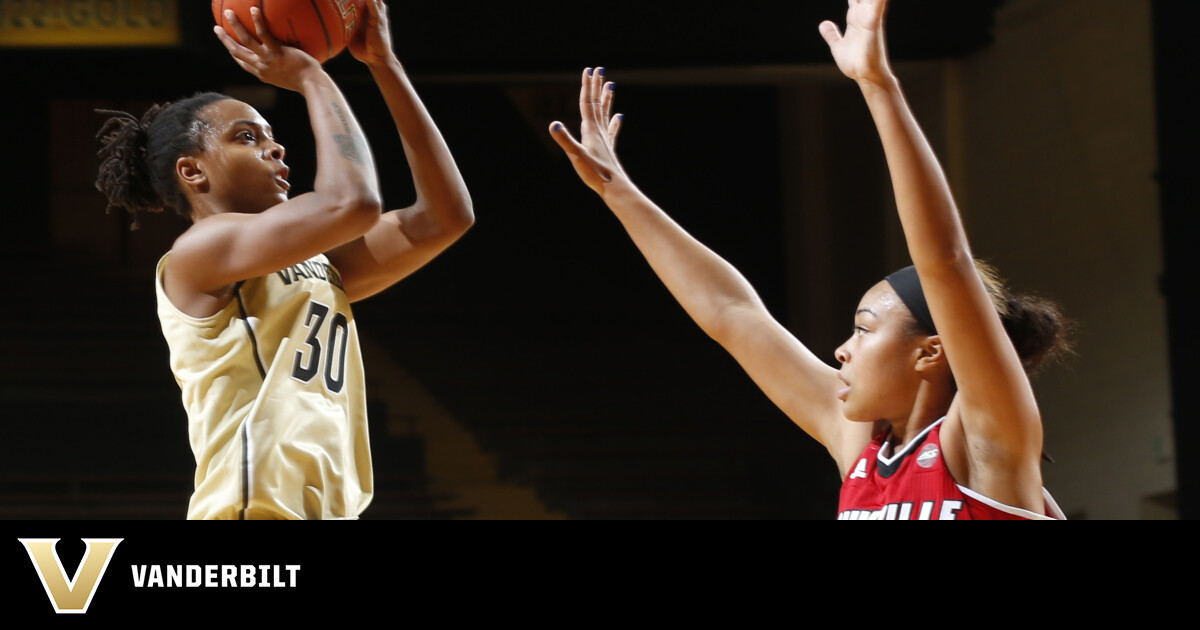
{"left": 214, "top": 7, "right": 321, "bottom": 92}
{"left": 818, "top": 0, "right": 894, "bottom": 86}
{"left": 549, "top": 67, "right": 629, "bottom": 198}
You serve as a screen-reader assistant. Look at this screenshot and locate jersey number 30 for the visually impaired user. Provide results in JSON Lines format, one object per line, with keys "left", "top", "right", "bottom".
{"left": 292, "top": 301, "right": 350, "bottom": 393}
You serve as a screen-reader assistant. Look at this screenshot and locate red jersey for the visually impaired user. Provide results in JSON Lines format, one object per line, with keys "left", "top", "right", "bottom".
{"left": 838, "top": 418, "right": 1065, "bottom": 520}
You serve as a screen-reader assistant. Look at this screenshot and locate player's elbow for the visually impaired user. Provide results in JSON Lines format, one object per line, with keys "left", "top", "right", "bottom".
{"left": 423, "top": 195, "right": 476, "bottom": 244}
{"left": 703, "top": 299, "right": 766, "bottom": 346}
{"left": 333, "top": 191, "right": 384, "bottom": 236}
{"left": 444, "top": 196, "right": 475, "bottom": 238}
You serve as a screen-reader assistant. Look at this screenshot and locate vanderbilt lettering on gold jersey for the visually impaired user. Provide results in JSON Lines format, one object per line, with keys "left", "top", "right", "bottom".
{"left": 155, "top": 253, "right": 372, "bottom": 520}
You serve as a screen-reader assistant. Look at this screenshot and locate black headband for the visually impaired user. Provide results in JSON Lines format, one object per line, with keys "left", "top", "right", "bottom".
{"left": 885, "top": 265, "right": 937, "bottom": 335}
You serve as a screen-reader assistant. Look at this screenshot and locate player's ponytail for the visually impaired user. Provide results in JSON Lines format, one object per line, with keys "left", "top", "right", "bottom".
{"left": 94, "top": 92, "right": 230, "bottom": 228}
{"left": 975, "top": 259, "right": 1075, "bottom": 375}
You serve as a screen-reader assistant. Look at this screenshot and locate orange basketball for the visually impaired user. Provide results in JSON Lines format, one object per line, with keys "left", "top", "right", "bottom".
{"left": 213, "top": 0, "right": 367, "bottom": 64}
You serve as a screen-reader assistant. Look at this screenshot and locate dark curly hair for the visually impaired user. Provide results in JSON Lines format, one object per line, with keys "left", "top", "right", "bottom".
{"left": 973, "top": 259, "right": 1075, "bottom": 376}
{"left": 94, "top": 92, "right": 231, "bottom": 229}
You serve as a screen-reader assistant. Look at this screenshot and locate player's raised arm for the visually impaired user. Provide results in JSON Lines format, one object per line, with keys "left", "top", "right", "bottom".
{"left": 324, "top": 0, "right": 474, "bottom": 303}
{"left": 549, "top": 67, "right": 865, "bottom": 472}
{"left": 821, "top": 0, "right": 1047, "bottom": 506}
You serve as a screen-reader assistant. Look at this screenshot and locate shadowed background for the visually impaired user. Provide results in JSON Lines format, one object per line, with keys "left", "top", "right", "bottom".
{"left": 0, "top": 0, "right": 1190, "bottom": 519}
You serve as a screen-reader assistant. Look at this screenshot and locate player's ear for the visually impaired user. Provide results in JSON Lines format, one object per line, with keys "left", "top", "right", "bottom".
{"left": 177, "top": 156, "right": 207, "bottom": 189}
{"left": 915, "top": 335, "right": 945, "bottom": 372}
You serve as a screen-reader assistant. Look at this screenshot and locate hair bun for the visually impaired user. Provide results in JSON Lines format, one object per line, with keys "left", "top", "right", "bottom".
{"left": 1003, "top": 293, "right": 1074, "bottom": 374}
{"left": 94, "top": 106, "right": 166, "bottom": 226}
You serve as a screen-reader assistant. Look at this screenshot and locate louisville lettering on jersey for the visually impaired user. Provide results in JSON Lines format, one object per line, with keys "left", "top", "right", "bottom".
{"left": 837, "top": 500, "right": 965, "bottom": 520}
{"left": 276, "top": 260, "right": 345, "bottom": 290}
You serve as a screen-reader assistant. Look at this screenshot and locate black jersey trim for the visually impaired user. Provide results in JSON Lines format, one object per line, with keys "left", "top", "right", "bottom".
{"left": 878, "top": 446, "right": 916, "bottom": 479}
{"left": 233, "top": 281, "right": 261, "bottom": 520}
{"left": 239, "top": 422, "right": 249, "bottom": 520}
{"left": 877, "top": 418, "right": 944, "bottom": 479}
{"left": 233, "top": 281, "right": 268, "bottom": 380}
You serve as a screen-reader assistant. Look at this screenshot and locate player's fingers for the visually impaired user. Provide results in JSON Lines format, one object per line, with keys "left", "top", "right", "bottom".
{"left": 590, "top": 67, "right": 607, "bottom": 119}
{"left": 222, "top": 9, "right": 262, "bottom": 50}
{"left": 248, "top": 6, "right": 282, "bottom": 48}
{"left": 214, "top": 25, "right": 258, "bottom": 65}
{"left": 607, "top": 113, "right": 623, "bottom": 149}
{"left": 578, "top": 68, "right": 598, "bottom": 125}
{"left": 818, "top": 20, "right": 842, "bottom": 46}
{"left": 368, "top": 0, "right": 387, "bottom": 24}
{"left": 213, "top": 25, "right": 239, "bottom": 50}
{"left": 600, "top": 81, "right": 615, "bottom": 122}
{"left": 548, "top": 121, "right": 585, "bottom": 157}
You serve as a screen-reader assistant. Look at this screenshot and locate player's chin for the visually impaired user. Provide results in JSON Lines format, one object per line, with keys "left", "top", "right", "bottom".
{"left": 248, "top": 195, "right": 287, "bottom": 214}
{"left": 840, "top": 401, "right": 873, "bottom": 424}
{"left": 265, "top": 191, "right": 289, "bottom": 208}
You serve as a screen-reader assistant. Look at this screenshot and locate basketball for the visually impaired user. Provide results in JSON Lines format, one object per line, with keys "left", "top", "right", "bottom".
{"left": 213, "top": 0, "right": 367, "bottom": 64}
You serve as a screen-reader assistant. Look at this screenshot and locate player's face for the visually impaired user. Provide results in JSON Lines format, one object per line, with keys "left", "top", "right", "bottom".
{"left": 195, "top": 99, "right": 290, "bottom": 213}
{"left": 833, "top": 281, "right": 927, "bottom": 423}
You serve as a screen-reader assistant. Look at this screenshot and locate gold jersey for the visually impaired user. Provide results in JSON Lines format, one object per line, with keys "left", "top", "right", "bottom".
{"left": 155, "top": 253, "right": 372, "bottom": 520}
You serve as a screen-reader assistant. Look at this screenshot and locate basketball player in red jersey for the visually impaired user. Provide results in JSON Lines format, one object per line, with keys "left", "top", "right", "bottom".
{"left": 548, "top": 0, "right": 1071, "bottom": 519}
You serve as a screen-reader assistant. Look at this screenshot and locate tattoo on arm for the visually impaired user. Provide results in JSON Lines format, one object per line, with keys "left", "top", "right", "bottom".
{"left": 334, "top": 134, "right": 365, "bottom": 163}
{"left": 330, "top": 101, "right": 365, "bottom": 164}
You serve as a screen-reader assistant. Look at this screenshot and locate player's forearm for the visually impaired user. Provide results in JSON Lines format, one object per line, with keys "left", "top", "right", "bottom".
{"left": 368, "top": 56, "right": 474, "bottom": 236}
{"left": 301, "top": 71, "right": 382, "bottom": 213}
{"left": 602, "top": 182, "right": 767, "bottom": 340}
{"left": 859, "top": 77, "right": 970, "bottom": 273}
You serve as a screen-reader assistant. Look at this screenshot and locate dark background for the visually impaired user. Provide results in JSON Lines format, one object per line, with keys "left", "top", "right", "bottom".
{"left": 0, "top": 1, "right": 1194, "bottom": 521}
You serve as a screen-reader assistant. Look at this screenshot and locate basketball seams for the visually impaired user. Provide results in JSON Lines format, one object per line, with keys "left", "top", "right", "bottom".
{"left": 303, "top": 0, "right": 335, "bottom": 62}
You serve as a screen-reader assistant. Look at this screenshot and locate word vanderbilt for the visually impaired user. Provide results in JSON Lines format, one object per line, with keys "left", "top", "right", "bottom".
{"left": 20, "top": 539, "right": 302, "bottom": 616}
{"left": 131, "top": 564, "right": 300, "bottom": 588}
{"left": 277, "top": 259, "right": 345, "bottom": 290}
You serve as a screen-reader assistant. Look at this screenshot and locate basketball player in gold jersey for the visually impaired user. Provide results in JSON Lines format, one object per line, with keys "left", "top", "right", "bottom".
{"left": 94, "top": 1, "right": 473, "bottom": 519}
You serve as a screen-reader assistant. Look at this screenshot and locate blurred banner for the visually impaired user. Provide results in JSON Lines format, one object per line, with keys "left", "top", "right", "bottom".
{"left": 0, "top": 0, "right": 180, "bottom": 47}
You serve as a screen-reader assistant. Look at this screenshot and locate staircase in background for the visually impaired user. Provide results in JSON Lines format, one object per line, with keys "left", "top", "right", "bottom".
{"left": 355, "top": 299, "right": 839, "bottom": 520}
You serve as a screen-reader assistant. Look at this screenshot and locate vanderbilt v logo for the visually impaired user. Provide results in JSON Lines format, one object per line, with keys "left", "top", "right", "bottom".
{"left": 19, "top": 538, "right": 123, "bottom": 614}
